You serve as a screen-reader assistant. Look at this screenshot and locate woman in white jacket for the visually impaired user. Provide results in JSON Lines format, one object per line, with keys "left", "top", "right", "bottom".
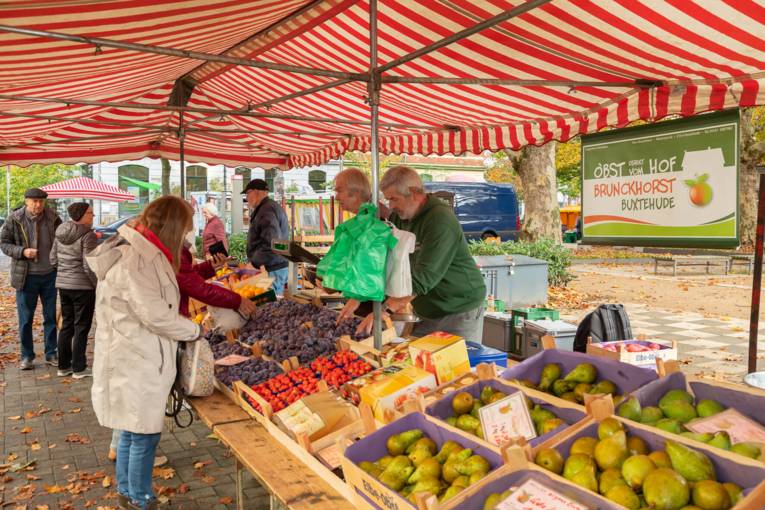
{"left": 87, "top": 196, "right": 200, "bottom": 510}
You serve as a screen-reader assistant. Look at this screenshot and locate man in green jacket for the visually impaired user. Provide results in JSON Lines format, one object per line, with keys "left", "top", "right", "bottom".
{"left": 357, "top": 166, "right": 486, "bottom": 341}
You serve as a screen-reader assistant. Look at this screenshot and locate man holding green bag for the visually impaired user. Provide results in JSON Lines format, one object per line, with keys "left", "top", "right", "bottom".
{"left": 354, "top": 166, "right": 486, "bottom": 342}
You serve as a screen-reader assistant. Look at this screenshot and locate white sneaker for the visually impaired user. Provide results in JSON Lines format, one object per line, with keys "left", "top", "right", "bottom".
{"left": 72, "top": 369, "right": 92, "bottom": 379}
{"left": 57, "top": 369, "right": 73, "bottom": 377}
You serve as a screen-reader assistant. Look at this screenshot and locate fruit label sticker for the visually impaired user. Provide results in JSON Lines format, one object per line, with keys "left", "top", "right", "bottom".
{"left": 581, "top": 109, "right": 739, "bottom": 248}
{"left": 478, "top": 392, "right": 536, "bottom": 446}
{"left": 495, "top": 479, "right": 590, "bottom": 510}
{"left": 686, "top": 408, "right": 765, "bottom": 444}
{"left": 214, "top": 354, "right": 251, "bottom": 366}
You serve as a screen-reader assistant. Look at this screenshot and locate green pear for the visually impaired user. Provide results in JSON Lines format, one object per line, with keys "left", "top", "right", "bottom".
{"left": 643, "top": 468, "right": 690, "bottom": 510}
{"left": 455, "top": 455, "right": 490, "bottom": 476}
{"left": 560, "top": 392, "right": 580, "bottom": 403}
{"left": 439, "top": 484, "right": 464, "bottom": 503}
{"left": 407, "top": 476, "right": 441, "bottom": 502}
{"left": 621, "top": 455, "right": 656, "bottom": 490}
{"left": 482, "top": 493, "right": 502, "bottom": 510}
{"left": 574, "top": 383, "right": 593, "bottom": 401}
{"left": 640, "top": 406, "right": 665, "bottom": 425}
{"left": 730, "top": 441, "right": 761, "bottom": 459}
{"left": 605, "top": 484, "right": 641, "bottom": 510}
{"left": 691, "top": 480, "right": 731, "bottom": 510}
{"left": 564, "top": 363, "right": 598, "bottom": 384}
{"left": 534, "top": 447, "right": 564, "bottom": 474}
{"left": 628, "top": 436, "right": 649, "bottom": 456}
{"left": 377, "top": 455, "right": 394, "bottom": 469}
{"left": 406, "top": 437, "right": 437, "bottom": 455}
{"left": 666, "top": 440, "right": 716, "bottom": 483}
{"left": 446, "top": 416, "right": 458, "bottom": 427}
{"left": 594, "top": 430, "right": 629, "bottom": 471}
{"left": 400, "top": 484, "right": 415, "bottom": 497}
{"left": 487, "top": 391, "right": 508, "bottom": 404}
{"left": 659, "top": 389, "right": 695, "bottom": 409}
{"left": 468, "top": 470, "right": 487, "bottom": 485}
{"left": 456, "top": 414, "right": 481, "bottom": 432}
{"left": 598, "top": 417, "right": 625, "bottom": 439}
{"left": 359, "top": 461, "right": 376, "bottom": 473}
{"left": 552, "top": 379, "right": 577, "bottom": 397}
{"left": 680, "top": 432, "right": 714, "bottom": 444}
{"left": 434, "top": 441, "right": 461, "bottom": 463}
{"left": 407, "top": 458, "right": 441, "bottom": 484}
{"left": 530, "top": 405, "right": 557, "bottom": 426}
{"left": 537, "top": 418, "right": 565, "bottom": 435}
{"left": 722, "top": 482, "right": 743, "bottom": 505}
{"left": 618, "top": 397, "right": 643, "bottom": 422}
{"left": 706, "top": 432, "right": 731, "bottom": 451}
{"left": 599, "top": 468, "right": 627, "bottom": 495}
{"left": 443, "top": 449, "right": 473, "bottom": 482}
{"left": 648, "top": 450, "right": 672, "bottom": 469}
{"left": 590, "top": 380, "right": 618, "bottom": 395}
{"left": 570, "top": 469, "right": 598, "bottom": 492}
{"left": 452, "top": 475, "right": 470, "bottom": 488}
{"left": 378, "top": 455, "right": 414, "bottom": 491}
{"left": 387, "top": 429, "right": 423, "bottom": 455}
{"left": 480, "top": 386, "right": 495, "bottom": 405}
{"left": 570, "top": 436, "right": 598, "bottom": 457}
{"left": 563, "top": 453, "right": 596, "bottom": 480}
{"left": 696, "top": 399, "right": 725, "bottom": 418}
{"left": 539, "top": 363, "right": 562, "bottom": 391}
{"left": 407, "top": 446, "right": 432, "bottom": 467}
{"left": 662, "top": 400, "right": 698, "bottom": 424}
{"left": 470, "top": 401, "right": 482, "bottom": 419}
{"left": 656, "top": 418, "right": 684, "bottom": 435}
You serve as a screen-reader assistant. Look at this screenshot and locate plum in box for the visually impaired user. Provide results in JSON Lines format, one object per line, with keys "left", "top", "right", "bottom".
{"left": 586, "top": 339, "right": 677, "bottom": 368}
{"left": 408, "top": 332, "right": 471, "bottom": 385}
{"left": 341, "top": 412, "right": 503, "bottom": 510}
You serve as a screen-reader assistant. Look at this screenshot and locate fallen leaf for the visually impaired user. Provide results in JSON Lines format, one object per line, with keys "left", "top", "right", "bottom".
{"left": 44, "top": 484, "right": 66, "bottom": 494}
{"left": 35, "top": 374, "right": 51, "bottom": 380}
{"left": 65, "top": 433, "right": 91, "bottom": 445}
{"left": 152, "top": 467, "right": 175, "bottom": 480}
{"left": 8, "top": 415, "right": 21, "bottom": 421}
{"left": 193, "top": 460, "right": 212, "bottom": 470}
{"left": 48, "top": 443, "right": 56, "bottom": 449}
{"left": 219, "top": 497, "right": 233, "bottom": 504}
{"left": 101, "top": 475, "right": 112, "bottom": 488}
{"left": 26, "top": 474, "right": 40, "bottom": 481}
{"left": 20, "top": 426, "right": 32, "bottom": 434}
{"left": 67, "top": 396, "right": 81, "bottom": 403}
{"left": 69, "top": 408, "right": 82, "bottom": 414}
{"left": 29, "top": 441, "right": 41, "bottom": 451}
{"left": 201, "top": 474, "right": 215, "bottom": 484}
{"left": 14, "top": 484, "right": 36, "bottom": 500}
{"left": 7, "top": 452, "right": 18, "bottom": 462}
{"left": 176, "top": 483, "right": 190, "bottom": 494}
{"left": 35, "top": 505, "right": 50, "bottom": 510}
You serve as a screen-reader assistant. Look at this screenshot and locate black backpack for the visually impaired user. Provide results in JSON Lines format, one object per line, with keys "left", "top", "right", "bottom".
{"left": 573, "top": 304, "right": 633, "bottom": 352}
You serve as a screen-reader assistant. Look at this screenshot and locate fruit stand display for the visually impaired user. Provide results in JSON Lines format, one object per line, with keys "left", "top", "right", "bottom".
{"left": 586, "top": 338, "right": 679, "bottom": 368}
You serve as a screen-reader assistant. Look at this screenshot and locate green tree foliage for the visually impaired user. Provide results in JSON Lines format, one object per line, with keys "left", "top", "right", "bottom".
{"left": 0, "top": 164, "right": 77, "bottom": 215}
{"left": 556, "top": 139, "right": 582, "bottom": 199}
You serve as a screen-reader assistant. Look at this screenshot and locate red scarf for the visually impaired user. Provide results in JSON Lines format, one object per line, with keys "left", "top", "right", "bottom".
{"left": 134, "top": 223, "right": 173, "bottom": 266}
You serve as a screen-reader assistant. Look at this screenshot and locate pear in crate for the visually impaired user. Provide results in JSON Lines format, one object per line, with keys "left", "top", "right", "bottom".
{"left": 387, "top": 429, "right": 424, "bottom": 455}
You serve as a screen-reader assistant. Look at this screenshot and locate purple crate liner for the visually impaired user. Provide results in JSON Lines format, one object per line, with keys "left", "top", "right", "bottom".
{"left": 552, "top": 422, "right": 765, "bottom": 492}
{"left": 424, "top": 379, "right": 586, "bottom": 447}
{"left": 690, "top": 379, "right": 765, "bottom": 427}
{"left": 501, "top": 349, "right": 658, "bottom": 395}
{"left": 457, "top": 469, "right": 622, "bottom": 510}
{"left": 596, "top": 339, "right": 673, "bottom": 350}
{"left": 631, "top": 371, "right": 688, "bottom": 408}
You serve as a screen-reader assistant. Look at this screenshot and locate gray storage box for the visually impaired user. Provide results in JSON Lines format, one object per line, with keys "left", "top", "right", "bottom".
{"left": 523, "top": 319, "right": 578, "bottom": 358}
{"left": 482, "top": 312, "right": 516, "bottom": 354}
{"left": 474, "top": 255, "right": 548, "bottom": 308}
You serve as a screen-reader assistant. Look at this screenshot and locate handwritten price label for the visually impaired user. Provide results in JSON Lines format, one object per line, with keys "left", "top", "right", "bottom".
{"left": 478, "top": 392, "right": 536, "bottom": 447}
{"left": 496, "top": 479, "right": 590, "bottom": 510}
{"left": 214, "top": 354, "right": 251, "bottom": 366}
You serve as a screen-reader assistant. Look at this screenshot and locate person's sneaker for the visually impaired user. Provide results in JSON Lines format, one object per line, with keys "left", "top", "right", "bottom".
{"left": 20, "top": 358, "right": 34, "bottom": 370}
{"left": 72, "top": 368, "right": 92, "bottom": 379}
{"left": 45, "top": 356, "right": 58, "bottom": 367}
{"left": 57, "top": 368, "right": 73, "bottom": 377}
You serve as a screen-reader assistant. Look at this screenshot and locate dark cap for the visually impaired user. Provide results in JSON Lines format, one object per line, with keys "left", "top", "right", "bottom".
{"left": 24, "top": 188, "right": 48, "bottom": 199}
{"left": 67, "top": 202, "right": 90, "bottom": 222}
{"left": 242, "top": 178, "right": 269, "bottom": 193}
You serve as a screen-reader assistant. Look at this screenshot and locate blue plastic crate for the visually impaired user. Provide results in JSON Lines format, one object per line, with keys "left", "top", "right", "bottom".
{"left": 465, "top": 340, "right": 508, "bottom": 368}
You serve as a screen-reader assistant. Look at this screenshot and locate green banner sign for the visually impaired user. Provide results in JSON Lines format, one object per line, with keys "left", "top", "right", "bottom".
{"left": 581, "top": 110, "right": 740, "bottom": 248}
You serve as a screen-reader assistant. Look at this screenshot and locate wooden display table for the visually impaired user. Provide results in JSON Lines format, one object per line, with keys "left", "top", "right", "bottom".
{"left": 188, "top": 391, "right": 249, "bottom": 428}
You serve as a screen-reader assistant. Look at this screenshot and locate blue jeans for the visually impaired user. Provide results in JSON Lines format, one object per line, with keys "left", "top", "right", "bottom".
{"left": 270, "top": 267, "right": 289, "bottom": 296}
{"left": 16, "top": 271, "right": 58, "bottom": 361}
{"left": 116, "top": 431, "right": 161, "bottom": 509}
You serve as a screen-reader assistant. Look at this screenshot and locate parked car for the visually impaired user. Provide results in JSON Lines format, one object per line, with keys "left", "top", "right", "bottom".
{"left": 423, "top": 182, "right": 521, "bottom": 241}
{"left": 94, "top": 215, "right": 134, "bottom": 243}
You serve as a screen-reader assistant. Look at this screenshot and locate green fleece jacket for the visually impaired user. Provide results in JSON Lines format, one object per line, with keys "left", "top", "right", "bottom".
{"left": 391, "top": 195, "right": 486, "bottom": 320}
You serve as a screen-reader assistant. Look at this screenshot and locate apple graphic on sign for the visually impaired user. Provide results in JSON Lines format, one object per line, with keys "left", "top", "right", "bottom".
{"left": 684, "top": 174, "right": 713, "bottom": 207}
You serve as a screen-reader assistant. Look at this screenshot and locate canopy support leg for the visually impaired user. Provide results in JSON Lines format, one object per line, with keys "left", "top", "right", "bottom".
{"left": 179, "top": 110, "right": 186, "bottom": 199}
{"left": 748, "top": 165, "right": 765, "bottom": 373}
{"left": 369, "top": 0, "right": 383, "bottom": 351}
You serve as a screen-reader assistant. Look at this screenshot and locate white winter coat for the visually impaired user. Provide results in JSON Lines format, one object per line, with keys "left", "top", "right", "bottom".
{"left": 86, "top": 224, "right": 200, "bottom": 434}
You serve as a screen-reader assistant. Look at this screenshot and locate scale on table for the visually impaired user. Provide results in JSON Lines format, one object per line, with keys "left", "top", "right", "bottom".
{"left": 271, "top": 239, "right": 344, "bottom": 304}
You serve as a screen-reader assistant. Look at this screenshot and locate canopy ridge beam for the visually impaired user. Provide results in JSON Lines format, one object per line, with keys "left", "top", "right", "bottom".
{"left": 381, "top": 77, "right": 661, "bottom": 87}
{"left": 0, "top": 130, "right": 165, "bottom": 150}
{"left": 0, "top": 24, "right": 368, "bottom": 81}
{"left": 377, "top": 0, "right": 552, "bottom": 74}
{"left": 0, "top": 93, "right": 438, "bottom": 130}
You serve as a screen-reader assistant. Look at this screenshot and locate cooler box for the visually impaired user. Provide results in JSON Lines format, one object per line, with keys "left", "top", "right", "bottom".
{"left": 523, "top": 319, "right": 578, "bottom": 358}
{"left": 474, "top": 255, "right": 548, "bottom": 308}
{"left": 465, "top": 340, "right": 508, "bottom": 368}
{"left": 481, "top": 312, "right": 517, "bottom": 355}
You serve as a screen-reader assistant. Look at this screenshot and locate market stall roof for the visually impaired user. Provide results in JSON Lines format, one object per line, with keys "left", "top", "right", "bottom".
{"left": 41, "top": 176, "right": 135, "bottom": 202}
{"left": 0, "top": 0, "right": 763, "bottom": 169}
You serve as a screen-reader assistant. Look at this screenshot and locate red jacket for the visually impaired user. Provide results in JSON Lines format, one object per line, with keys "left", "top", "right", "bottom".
{"left": 177, "top": 248, "right": 241, "bottom": 317}
{"left": 202, "top": 216, "right": 227, "bottom": 256}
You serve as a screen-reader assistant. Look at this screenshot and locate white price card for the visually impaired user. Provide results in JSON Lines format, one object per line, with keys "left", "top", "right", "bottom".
{"left": 686, "top": 407, "right": 765, "bottom": 444}
{"left": 478, "top": 391, "right": 536, "bottom": 446}
{"left": 496, "top": 479, "right": 591, "bottom": 510}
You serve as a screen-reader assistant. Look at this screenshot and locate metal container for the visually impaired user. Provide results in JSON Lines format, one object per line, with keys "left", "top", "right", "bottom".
{"left": 523, "top": 319, "right": 578, "bottom": 359}
{"left": 481, "top": 312, "right": 515, "bottom": 354}
{"left": 474, "top": 255, "right": 549, "bottom": 309}
{"left": 744, "top": 371, "right": 765, "bottom": 390}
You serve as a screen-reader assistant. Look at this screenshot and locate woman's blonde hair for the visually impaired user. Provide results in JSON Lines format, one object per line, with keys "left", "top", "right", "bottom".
{"left": 137, "top": 196, "right": 193, "bottom": 272}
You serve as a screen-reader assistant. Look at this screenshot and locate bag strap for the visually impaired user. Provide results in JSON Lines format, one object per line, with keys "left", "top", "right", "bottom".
{"left": 165, "top": 343, "right": 194, "bottom": 428}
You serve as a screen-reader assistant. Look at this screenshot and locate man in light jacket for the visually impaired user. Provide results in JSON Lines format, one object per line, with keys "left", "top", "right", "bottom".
{"left": 50, "top": 202, "right": 98, "bottom": 379}
{"left": 243, "top": 179, "right": 290, "bottom": 295}
{"left": 0, "top": 188, "right": 61, "bottom": 369}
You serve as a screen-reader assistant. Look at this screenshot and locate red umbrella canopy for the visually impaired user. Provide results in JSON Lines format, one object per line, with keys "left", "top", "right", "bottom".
{"left": 41, "top": 176, "right": 136, "bottom": 202}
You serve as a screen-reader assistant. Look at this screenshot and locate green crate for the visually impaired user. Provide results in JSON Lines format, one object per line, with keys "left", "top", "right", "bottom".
{"left": 511, "top": 307, "right": 560, "bottom": 329}
{"left": 563, "top": 231, "right": 577, "bottom": 243}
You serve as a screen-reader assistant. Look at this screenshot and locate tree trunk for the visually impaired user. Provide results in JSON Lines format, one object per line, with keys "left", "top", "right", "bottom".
{"left": 508, "top": 143, "right": 562, "bottom": 243}
{"left": 161, "top": 157, "right": 171, "bottom": 196}
{"left": 273, "top": 169, "right": 285, "bottom": 203}
{"left": 739, "top": 108, "right": 764, "bottom": 249}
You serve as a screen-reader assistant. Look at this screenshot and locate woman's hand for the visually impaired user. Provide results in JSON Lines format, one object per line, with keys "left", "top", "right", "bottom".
{"left": 210, "top": 253, "right": 229, "bottom": 270}
{"left": 355, "top": 310, "right": 390, "bottom": 337}
{"left": 336, "top": 298, "right": 360, "bottom": 324}
{"left": 238, "top": 297, "right": 257, "bottom": 317}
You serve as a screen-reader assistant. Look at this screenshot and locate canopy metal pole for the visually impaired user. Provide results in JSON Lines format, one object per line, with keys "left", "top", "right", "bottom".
{"left": 5, "top": 164, "right": 10, "bottom": 217}
{"left": 179, "top": 111, "right": 186, "bottom": 199}
{"left": 223, "top": 166, "right": 228, "bottom": 232}
{"left": 0, "top": 24, "right": 367, "bottom": 81}
{"left": 381, "top": 76, "right": 649, "bottom": 87}
{"left": 748, "top": 165, "right": 765, "bottom": 373}
{"left": 369, "top": 0, "right": 383, "bottom": 351}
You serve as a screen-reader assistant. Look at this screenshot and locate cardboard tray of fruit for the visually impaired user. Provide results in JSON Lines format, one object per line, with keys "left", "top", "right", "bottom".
{"left": 341, "top": 411, "right": 505, "bottom": 510}
{"left": 534, "top": 409, "right": 765, "bottom": 510}
{"left": 620, "top": 368, "right": 765, "bottom": 463}
{"left": 421, "top": 373, "right": 588, "bottom": 455}
{"left": 501, "top": 349, "right": 659, "bottom": 407}
{"left": 586, "top": 338, "right": 678, "bottom": 368}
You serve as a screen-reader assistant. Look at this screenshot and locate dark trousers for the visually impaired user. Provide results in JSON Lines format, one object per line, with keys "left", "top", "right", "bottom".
{"left": 16, "top": 271, "right": 58, "bottom": 361}
{"left": 57, "top": 288, "right": 96, "bottom": 372}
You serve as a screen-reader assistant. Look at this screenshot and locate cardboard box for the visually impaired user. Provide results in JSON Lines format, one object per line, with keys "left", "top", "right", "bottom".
{"left": 354, "top": 364, "right": 437, "bottom": 421}
{"left": 408, "top": 331, "right": 471, "bottom": 385}
{"left": 586, "top": 339, "right": 677, "bottom": 368}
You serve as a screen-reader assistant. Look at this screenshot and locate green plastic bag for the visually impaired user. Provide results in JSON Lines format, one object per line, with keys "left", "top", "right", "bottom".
{"left": 316, "top": 203, "right": 396, "bottom": 302}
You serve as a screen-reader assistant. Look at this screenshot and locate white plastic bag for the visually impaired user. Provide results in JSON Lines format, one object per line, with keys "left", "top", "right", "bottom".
{"left": 385, "top": 227, "right": 415, "bottom": 298}
{"left": 179, "top": 339, "right": 215, "bottom": 397}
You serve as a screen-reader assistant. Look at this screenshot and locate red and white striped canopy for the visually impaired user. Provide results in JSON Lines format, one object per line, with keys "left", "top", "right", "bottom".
{"left": 0, "top": 1, "right": 763, "bottom": 169}
{"left": 41, "top": 176, "right": 136, "bottom": 202}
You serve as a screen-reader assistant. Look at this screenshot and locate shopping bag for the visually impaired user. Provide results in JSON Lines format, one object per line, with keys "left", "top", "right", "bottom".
{"left": 385, "top": 227, "right": 415, "bottom": 298}
{"left": 179, "top": 339, "right": 215, "bottom": 397}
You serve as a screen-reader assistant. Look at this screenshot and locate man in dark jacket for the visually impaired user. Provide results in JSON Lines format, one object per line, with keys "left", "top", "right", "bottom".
{"left": 50, "top": 202, "right": 98, "bottom": 378}
{"left": 243, "top": 179, "right": 290, "bottom": 295}
{"left": 0, "top": 188, "right": 62, "bottom": 369}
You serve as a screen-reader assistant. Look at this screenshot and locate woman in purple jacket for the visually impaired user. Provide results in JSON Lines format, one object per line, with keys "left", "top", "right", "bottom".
{"left": 201, "top": 203, "right": 227, "bottom": 257}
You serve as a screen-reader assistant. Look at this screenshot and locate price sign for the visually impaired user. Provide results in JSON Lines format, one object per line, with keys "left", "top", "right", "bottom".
{"left": 214, "top": 354, "right": 251, "bottom": 366}
{"left": 478, "top": 392, "right": 536, "bottom": 446}
{"left": 496, "top": 479, "right": 590, "bottom": 510}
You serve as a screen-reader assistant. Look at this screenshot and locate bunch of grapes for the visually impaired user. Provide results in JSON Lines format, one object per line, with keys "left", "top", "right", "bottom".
{"left": 215, "top": 358, "right": 283, "bottom": 388}
{"left": 210, "top": 341, "right": 251, "bottom": 360}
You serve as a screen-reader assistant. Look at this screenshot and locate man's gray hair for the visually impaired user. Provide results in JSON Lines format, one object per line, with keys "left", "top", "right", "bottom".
{"left": 380, "top": 165, "right": 424, "bottom": 197}
{"left": 336, "top": 167, "right": 372, "bottom": 202}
